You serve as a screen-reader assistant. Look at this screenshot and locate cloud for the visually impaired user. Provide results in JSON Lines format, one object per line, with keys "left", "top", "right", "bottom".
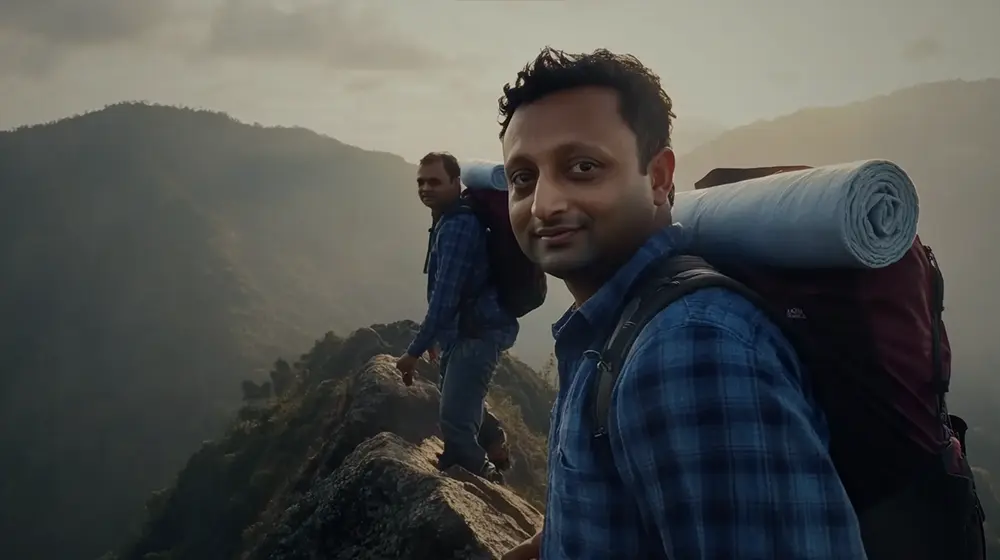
{"left": 0, "top": 0, "right": 450, "bottom": 79}
{"left": 0, "top": 0, "right": 174, "bottom": 46}
{"left": 901, "top": 37, "right": 945, "bottom": 63}
{"left": 0, "top": 33, "right": 58, "bottom": 78}
{"left": 0, "top": 0, "right": 181, "bottom": 77}
{"left": 204, "top": 0, "right": 446, "bottom": 71}
{"left": 767, "top": 70, "right": 801, "bottom": 86}
{"left": 340, "top": 76, "right": 389, "bottom": 94}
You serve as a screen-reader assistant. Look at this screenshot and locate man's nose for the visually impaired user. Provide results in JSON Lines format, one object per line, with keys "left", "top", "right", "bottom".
{"left": 531, "top": 172, "right": 569, "bottom": 220}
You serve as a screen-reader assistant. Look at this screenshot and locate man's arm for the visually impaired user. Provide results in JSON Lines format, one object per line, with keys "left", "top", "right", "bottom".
{"left": 407, "top": 213, "right": 484, "bottom": 357}
{"left": 608, "top": 302, "right": 867, "bottom": 559}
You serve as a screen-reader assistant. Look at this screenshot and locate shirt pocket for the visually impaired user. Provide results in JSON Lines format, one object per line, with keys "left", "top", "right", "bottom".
{"left": 553, "top": 398, "right": 607, "bottom": 486}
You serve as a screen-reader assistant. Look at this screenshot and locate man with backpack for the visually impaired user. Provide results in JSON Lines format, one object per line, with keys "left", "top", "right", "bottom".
{"left": 397, "top": 151, "right": 545, "bottom": 483}
{"left": 499, "top": 47, "right": 984, "bottom": 560}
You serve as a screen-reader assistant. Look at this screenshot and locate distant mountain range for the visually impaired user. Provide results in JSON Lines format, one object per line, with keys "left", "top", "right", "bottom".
{"left": 672, "top": 115, "right": 730, "bottom": 154}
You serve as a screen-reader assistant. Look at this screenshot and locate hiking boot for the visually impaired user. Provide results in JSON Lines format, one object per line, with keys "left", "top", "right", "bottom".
{"left": 436, "top": 453, "right": 505, "bottom": 485}
{"left": 480, "top": 461, "right": 505, "bottom": 485}
{"left": 484, "top": 439, "right": 511, "bottom": 472}
{"left": 478, "top": 426, "right": 512, "bottom": 472}
{"left": 436, "top": 451, "right": 457, "bottom": 471}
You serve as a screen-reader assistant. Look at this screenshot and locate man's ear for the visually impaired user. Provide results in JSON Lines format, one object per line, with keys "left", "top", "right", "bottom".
{"left": 648, "top": 148, "right": 675, "bottom": 207}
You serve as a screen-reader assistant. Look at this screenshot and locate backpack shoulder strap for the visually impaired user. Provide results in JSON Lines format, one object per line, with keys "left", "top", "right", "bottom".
{"left": 591, "top": 255, "right": 767, "bottom": 437}
{"left": 924, "top": 245, "right": 951, "bottom": 435}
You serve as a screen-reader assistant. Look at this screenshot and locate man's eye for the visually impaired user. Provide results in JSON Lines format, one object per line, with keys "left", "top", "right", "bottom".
{"left": 570, "top": 161, "right": 598, "bottom": 173}
{"left": 509, "top": 171, "right": 534, "bottom": 187}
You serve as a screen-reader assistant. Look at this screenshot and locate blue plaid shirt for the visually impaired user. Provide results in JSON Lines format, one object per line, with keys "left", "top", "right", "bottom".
{"left": 542, "top": 225, "right": 867, "bottom": 559}
{"left": 408, "top": 211, "right": 518, "bottom": 357}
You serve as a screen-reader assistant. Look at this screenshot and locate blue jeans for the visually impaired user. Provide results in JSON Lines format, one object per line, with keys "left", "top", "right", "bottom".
{"left": 438, "top": 338, "right": 501, "bottom": 472}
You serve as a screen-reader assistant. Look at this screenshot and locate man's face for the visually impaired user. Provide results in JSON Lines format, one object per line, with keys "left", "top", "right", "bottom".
{"left": 416, "top": 161, "right": 459, "bottom": 210}
{"left": 502, "top": 86, "right": 674, "bottom": 280}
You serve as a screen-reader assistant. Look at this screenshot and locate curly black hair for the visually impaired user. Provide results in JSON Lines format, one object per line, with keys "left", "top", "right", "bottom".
{"left": 498, "top": 47, "right": 676, "bottom": 171}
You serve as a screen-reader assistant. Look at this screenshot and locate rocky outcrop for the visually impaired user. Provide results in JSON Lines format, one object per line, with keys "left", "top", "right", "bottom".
{"left": 253, "top": 433, "right": 541, "bottom": 559}
{"left": 249, "top": 354, "right": 543, "bottom": 559}
{"left": 115, "top": 322, "right": 552, "bottom": 560}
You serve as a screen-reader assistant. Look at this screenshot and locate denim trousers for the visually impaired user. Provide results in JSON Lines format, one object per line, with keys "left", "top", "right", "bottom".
{"left": 437, "top": 337, "right": 501, "bottom": 472}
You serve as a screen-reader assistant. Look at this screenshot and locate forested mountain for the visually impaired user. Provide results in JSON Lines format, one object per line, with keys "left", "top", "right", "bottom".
{"left": 0, "top": 104, "right": 438, "bottom": 559}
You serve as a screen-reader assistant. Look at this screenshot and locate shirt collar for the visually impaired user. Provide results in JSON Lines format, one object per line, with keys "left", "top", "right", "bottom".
{"left": 551, "top": 224, "right": 690, "bottom": 342}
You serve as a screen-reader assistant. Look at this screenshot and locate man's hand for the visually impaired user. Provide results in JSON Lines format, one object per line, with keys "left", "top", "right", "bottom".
{"left": 427, "top": 345, "right": 440, "bottom": 363}
{"left": 395, "top": 353, "right": 419, "bottom": 386}
{"left": 501, "top": 529, "right": 542, "bottom": 560}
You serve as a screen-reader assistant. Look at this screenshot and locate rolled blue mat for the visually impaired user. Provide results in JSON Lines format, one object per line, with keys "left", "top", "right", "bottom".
{"left": 673, "top": 159, "right": 920, "bottom": 269}
{"left": 461, "top": 160, "right": 507, "bottom": 191}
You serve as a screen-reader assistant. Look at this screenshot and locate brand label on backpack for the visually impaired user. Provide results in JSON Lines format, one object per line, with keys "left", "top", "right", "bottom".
{"left": 786, "top": 307, "right": 807, "bottom": 320}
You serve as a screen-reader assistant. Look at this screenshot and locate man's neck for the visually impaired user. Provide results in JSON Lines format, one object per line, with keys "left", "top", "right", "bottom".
{"left": 563, "top": 280, "right": 595, "bottom": 308}
{"left": 430, "top": 203, "right": 451, "bottom": 221}
{"left": 430, "top": 194, "right": 462, "bottom": 221}
{"left": 563, "top": 238, "right": 654, "bottom": 307}
{"left": 563, "top": 266, "right": 617, "bottom": 308}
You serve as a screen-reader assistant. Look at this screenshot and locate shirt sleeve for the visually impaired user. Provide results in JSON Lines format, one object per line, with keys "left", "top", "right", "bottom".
{"left": 608, "top": 302, "right": 866, "bottom": 559}
{"left": 407, "top": 213, "right": 483, "bottom": 357}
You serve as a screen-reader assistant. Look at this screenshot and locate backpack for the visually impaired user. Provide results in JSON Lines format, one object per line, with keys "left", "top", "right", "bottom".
{"left": 590, "top": 166, "right": 986, "bottom": 560}
{"left": 423, "top": 184, "right": 547, "bottom": 319}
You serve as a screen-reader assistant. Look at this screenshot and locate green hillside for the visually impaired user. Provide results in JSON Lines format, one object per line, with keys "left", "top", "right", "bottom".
{"left": 0, "top": 104, "right": 431, "bottom": 560}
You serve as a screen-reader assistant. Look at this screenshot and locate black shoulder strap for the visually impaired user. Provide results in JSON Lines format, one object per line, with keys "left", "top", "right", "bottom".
{"left": 591, "top": 255, "right": 768, "bottom": 437}
{"left": 924, "top": 245, "right": 950, "bottom": 435}
{"left": 422, "top": 222, "right": 435, "bottom": 275}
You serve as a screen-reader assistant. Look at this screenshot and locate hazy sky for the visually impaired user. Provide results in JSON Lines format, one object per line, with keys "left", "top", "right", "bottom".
{"left": 1, "top": 0, "right": 996, "bottom": 161}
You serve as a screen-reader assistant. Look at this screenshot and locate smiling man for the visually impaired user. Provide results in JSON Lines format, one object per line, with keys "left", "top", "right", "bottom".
{"left": 498, "top": 48, "right": 866, "bottom": 560}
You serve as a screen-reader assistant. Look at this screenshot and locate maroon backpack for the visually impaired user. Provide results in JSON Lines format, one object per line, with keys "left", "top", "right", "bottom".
{"left": 591, "top": 166, "right": 986, "bottom": 560}
{"left": 423, "top": 185, "right": 547, "bottom": 318}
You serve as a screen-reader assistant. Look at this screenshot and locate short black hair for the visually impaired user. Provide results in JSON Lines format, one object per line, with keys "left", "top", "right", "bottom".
{"left": 418, "top": 151, "right": 461, "bottom": 181}
{"left": 498, "top": 47, "right": 676, "bottom": 171}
